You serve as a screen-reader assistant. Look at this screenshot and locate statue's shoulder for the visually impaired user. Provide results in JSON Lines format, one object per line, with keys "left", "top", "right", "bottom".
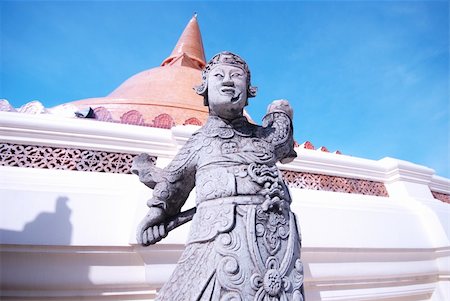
{"left": 194, "top": 116, "right": 235, "bottom": 139}
{"left": 193, "top": 116, "right": 263, "bottom": 140}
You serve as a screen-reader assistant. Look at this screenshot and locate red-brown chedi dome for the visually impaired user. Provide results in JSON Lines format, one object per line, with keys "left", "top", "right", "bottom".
{"left": 161, "top": 13, "right": 206, "bottom": 69}
{"left": 53, "top": 15, "right": 208, "bottom": 128}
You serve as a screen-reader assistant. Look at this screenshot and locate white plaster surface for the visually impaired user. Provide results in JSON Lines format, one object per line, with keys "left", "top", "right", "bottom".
{"left": 0, "top": 112, "right": 449, "bottom": 300}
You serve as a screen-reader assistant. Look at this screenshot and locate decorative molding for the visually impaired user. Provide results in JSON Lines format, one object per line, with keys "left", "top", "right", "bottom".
{"left": 1, "top": 112, "right": 447, "bottom": 190}
{"left": 0, "top": 99, "right": 17, "bottom": 112}
{"left": 0, "top": 111, "right": 177, "bottom": 156}
{"left": 0, "top": 244, "right": 155, "bottom": 300}
{"left": 18, "top": 101, "right": 48, "bottom": 114}
{"left": 0, "top": 142, "right": 413, "bottom": 198}
{"left": 151, "top": 113, "right": 174, "bottom": 129}
{"left": 431, "top": 191, "right": 450, "bottom": 204}
{"left": 120, "top": 110, "right": 145, "bottom": 126}
{"left": 93, "top": 107, "right": 179, "bottom": 129}
{"left": 283, "top": 149, "right": 388, "bottom": 182}
{"left": 282, "top": 170, "right": 389, "bottom": 197}
{"left": 0, "top": 142, "right": 156, "bottom": 174}
{"left": 2, "top": 244, "right": 446, "bottom": 300}
{"left": 93, "top": 106, "right": 113, "bottom": 122}
{"left": 284, "top": 151, "right": 441, "bottom": 189}
{"left": 136, "top": 245, "right": 447, "bottom": 301}
{"left": 379, "top": 157, "right": 434, "bottom": 185}
{"left": 317, "top": 146, "right": 329, "bottom": 153}
{"left": 184, "top": 117, "right": 203, "bottom": 126}
{"left": 299, "top": 141, "right": 314, "bottom": 150}
{"left": 429, "top": 175, "right": 450, "bottom": 195}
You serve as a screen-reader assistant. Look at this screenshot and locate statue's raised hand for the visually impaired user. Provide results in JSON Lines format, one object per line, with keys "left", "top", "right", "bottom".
{"left": 131, "top": 154, "right": 163, "bottom": 189}
{"left": 267, "top": 99, "right": 293, "bottom": 119}
{"left": 137, "top": 206, "right": 167, "bottom": 246}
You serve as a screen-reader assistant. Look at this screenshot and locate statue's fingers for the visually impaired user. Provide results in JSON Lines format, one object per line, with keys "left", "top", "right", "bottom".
{"left": 136, "top": 230, "right": 143, "bottom": 245}
{"left": 159, "top": 224, "right": 167, "bottom": 238}
{"left": 152, "top": 225, "right": 161, "bottom": 242}
{"left": 140, "top": 229, "right": 149, "bottom": 246}
{"left": 146, "top": 229, "right": 156, "bottom": 245}
{"left": 137, "top": 223, "right": 148, "bottom": 244}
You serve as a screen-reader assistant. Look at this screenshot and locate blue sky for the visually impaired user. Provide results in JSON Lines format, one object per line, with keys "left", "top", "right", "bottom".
{"left": 1, "top": 1, "right": 449, "bottom": 178}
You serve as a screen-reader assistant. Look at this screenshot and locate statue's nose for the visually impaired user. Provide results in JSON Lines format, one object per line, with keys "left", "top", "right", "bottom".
{"left": 222, "top": 77, "right": 234, "bottom": 87}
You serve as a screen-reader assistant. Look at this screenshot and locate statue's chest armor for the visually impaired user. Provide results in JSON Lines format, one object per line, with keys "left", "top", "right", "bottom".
{"left": 195, "top": 135, "right": 281, "bottom": 203}
{"left": 198, "top": 135, "right": 275, "bottom": 166}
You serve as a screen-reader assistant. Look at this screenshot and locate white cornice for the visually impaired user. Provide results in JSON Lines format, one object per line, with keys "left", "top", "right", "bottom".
{"left": 280, "top": 149, "right": 387, "bottom": 182}
{"left": 1, "top": 112, "right": 447, "bottom": 185}
{"left": 0, "top": 112, "right": 178, "bottom": 157}
{"left": 378, "top": 157, "right": 435, "bottom": 185}
{"left": 429, "top": 175, "right": 450, "bottom": 194}
{"left": 280, "top": 149, "right": 443, "bottom": 186}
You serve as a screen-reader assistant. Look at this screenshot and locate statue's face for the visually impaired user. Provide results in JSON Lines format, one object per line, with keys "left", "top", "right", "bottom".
{"left": 207, "top": 64, "right": 248, "bottom": 120}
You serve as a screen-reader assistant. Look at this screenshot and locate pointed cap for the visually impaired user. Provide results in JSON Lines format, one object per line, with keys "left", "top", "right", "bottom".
{"left": 162, "top": 14, "right": 206, "bottom": 69}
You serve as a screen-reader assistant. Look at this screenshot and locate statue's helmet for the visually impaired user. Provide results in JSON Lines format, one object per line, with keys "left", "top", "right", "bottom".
{"left": 195, "top": 51, "right": 257, "bottom": 106}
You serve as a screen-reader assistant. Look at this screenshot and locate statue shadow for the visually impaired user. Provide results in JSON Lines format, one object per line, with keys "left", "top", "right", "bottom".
{"left": 0, "top": 196, "right": 94, "bottom": 291}
{"left": 0, "top": 196, "right": 72, "bottom": 245}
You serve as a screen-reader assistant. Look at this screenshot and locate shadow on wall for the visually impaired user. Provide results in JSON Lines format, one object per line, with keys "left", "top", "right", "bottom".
{"left": 0, "top": 196, "right": 72, "bottom": 245}
{"left": 0, "top": 196, "right": 96, "bottom": 295}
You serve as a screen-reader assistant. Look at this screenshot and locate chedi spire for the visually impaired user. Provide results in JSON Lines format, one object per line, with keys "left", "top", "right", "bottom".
{"left": 161, "top": 14, "right": 206, "bottom": 69}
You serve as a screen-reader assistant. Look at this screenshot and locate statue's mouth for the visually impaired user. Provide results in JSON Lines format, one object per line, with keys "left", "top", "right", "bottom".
{"left": 220, "top": 87, "right": 235, "bottom": 95}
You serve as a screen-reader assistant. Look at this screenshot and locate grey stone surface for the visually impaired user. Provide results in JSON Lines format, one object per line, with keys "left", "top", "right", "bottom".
{"left": 133, "top": 52, "right": 304, "bottom": 300}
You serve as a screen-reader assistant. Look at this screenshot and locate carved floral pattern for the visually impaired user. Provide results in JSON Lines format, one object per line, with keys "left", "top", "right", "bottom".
{"left": 0, "top": 143, "right": 155, "bottom": 174}
{"left": 92, "top": 107, "right": 199, "bottom": 129}
{"left": 256, "top": 208, "right": 289, "bottom": 256}
{"left": 93, "top": 106, "right": 113, "bottom": 122}
{"left": 282, "top": 170, "right": 389, "bottom": 197}
{"left": 1, "top": 142, "right": 392, "bottom": 197}
{"left": 120, "top": 110, "right": 145, "bottom": 125}
{"left": 184, "top": 117, "right": 203, "bottom": 126}
{"left": 250, "top": 256, "right": 303, "bottom": 301}
{"left": 152, "top": 113, "right": 175, "bottom": 129}
{"left": 251, "top": 257, "right": 289, "bottom": 300}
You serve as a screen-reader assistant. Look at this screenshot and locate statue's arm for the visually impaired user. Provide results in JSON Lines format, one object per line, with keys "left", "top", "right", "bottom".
{"left": 134, "top": 135, "right": 199, "bottom": 245}
{"left": 262, "top": 99, "right": 297, "bottom": 164}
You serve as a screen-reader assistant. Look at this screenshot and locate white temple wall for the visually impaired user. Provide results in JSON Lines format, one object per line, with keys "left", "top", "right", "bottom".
{"left": 1, "top": 112, "right": 449, "bottom": 300}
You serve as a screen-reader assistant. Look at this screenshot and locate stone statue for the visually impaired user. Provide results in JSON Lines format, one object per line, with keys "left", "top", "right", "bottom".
{"left": 132, "top": 51, "right": 305, "bottom": 300}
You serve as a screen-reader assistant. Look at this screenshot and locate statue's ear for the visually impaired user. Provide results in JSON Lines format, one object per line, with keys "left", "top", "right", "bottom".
{"left": 248, "top": 85, "right": 257, "bottom": 98}
{"left": 194, "top": 83, "right": 208, "bottom": 106}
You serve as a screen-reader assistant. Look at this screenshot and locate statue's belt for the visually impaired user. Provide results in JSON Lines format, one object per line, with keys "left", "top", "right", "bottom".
{"left": 165, "top": 195, "right": 277, "bottom": 233}
{"left": 197, "top": 195, "right": 266, "bottom": 208}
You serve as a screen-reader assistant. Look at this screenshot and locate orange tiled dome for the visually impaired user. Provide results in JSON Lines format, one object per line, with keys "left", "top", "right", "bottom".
{"left": 54, "top": 15, "right": 208, "bottom": 128}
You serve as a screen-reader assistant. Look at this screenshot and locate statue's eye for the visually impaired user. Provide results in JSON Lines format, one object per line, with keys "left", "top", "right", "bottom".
{"left": 231, "top": 73, "right": 243, "bottom": 78}
{"left": 214, "top": 73, "right": 224, "bottom": 78}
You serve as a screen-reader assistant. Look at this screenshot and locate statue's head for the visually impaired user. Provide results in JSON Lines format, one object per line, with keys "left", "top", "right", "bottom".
{"left": 195, "top": 52, "right": 257, "bottom": 119}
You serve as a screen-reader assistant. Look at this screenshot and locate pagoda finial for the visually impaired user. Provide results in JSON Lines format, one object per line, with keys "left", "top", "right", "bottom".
{"left": 161, "top": 15, "right": 206, "bottom": 69}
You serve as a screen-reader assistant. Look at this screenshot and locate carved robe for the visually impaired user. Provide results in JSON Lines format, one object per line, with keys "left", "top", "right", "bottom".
{"left": 151, "top": 112, "right": 304, "bottom": 301}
